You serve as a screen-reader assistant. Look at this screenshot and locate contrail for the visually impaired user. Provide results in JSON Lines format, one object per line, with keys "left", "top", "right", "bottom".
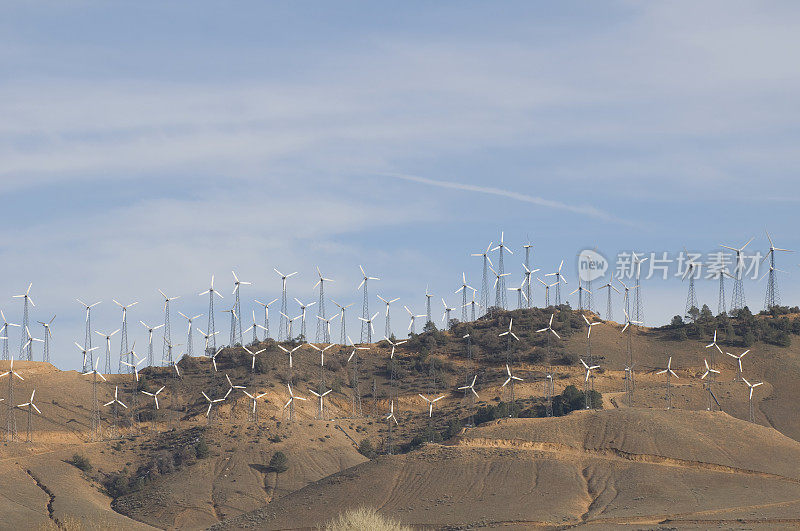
{"left": 382, "top": 172, "right": 627, "bottom": 224}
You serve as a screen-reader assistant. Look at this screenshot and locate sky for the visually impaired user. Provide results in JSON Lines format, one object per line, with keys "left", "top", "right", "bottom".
{"left": 3, "top": 1, "right": 800, "bottom": 370}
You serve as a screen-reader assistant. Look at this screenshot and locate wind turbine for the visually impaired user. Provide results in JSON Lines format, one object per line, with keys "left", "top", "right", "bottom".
{"left": 75, "top": 342, "right": 100, "bottom": 378}
{"left": 499, "top": 317, "right": 520, "bottom": 370}
{"left": 570, "top": 278, "right": 592, "bottom": 312}
{"left": 727, "top": 349, "right": 750, "bottom": 382}
{"left": 488, "top": 265, "right": 511, "bottom": 314}
{"left": 208, "top": 346, "right": 224, "bottom": 372}
{"left": 455, "top": 273, "right": 475, "bottom": 321}
{"left": 357, "top": 265, "right": 380, "bottom": 343}
{"left": 385, "top": 337, "right": 407, "bottom": 401}
{"left": 243, "top": 346, "right": 266, "bottom": 373}
{"left": 701, "top": 357, "right": 721, "bottom": 410}
{"left": 95, "top": 329, "right": 120, "bottom": 375}
{"left": 490, "top": 232, "right": 513, "bottom": 310}
{"left": 346, "top": 336, "right": 369, "bottom": 417}
{"left": 377, "top": 295, "right": 400, "bottom": 339}
{"left": 418, "top": 393, "right": 444, "bottom": 440}
{"left": 162, "top": 343, "right": 183, "bottom": 377}
{"left": 277, "top": 344, "right": 302, "bottom": 385}
{"left": 178, "top": 312, "right": 203, "bottom": 357}
{"left": 720, "top": 237, "right": 754, "bottom": 312}
{"left": 314, "top": 267, "right": 334, "bottom": 342}
{"left": 705, "top": 330, "right": 723, "bottom": 384}
{"left": 316, "top": 314, "right": 340, "bottom": 347}
{"left": 242, "top": 390, "right": 268, "bottom": 423}
{"left": 425, "top": 285, "right": 433, "bottom": 326}
{"left": 82, "top": 357, "right": 105, "bottom": 440}
{"left": 545, "top": 261, "right": 568, "bottom": 306}
{"left": 308, "top": 343, "right": 335, "bottom": 384}
{"left": 682, "top": 251, "right": 700, "bottom": 320}
{"left": 502, "top": 364, "right": 523, "bottom": 415}
{"left": 458, "top": 375, "right": 479, "bottom": 400}
{"left": 522, "top": 262, "right": 540, "bottom": 309}
{"left": 104, "top": 386, "right": 128, "bottom": 438}
{"left": 463, "top": 288, "right": 480, "bottom": 322}
{"left": 580, "top": 359, "right": 600, "bottom": 409}
{"left": 357, "top": 312, "right": 379, "bottom": 343}
{"left": 17, "top": 389, "right": 40, "bottom": 443}
{"left": 274, "top": 269, "right": 298, "bottom": 341}
{"left": 197, "top": 328, "right": 219, "bottom": 358}
{"left": 631, "top": 252, "right": 648, "bottom": 324}
{"left": 309, "top": 388, "right": 332, "bottom": 420}
{"left": 76, "top": 299, "right": 100, "bottom": 370}
{"left": 617, "top": 279, "right": 637, "bottom": 320}
{"left": 742, "top": 377, "right": 764, "bottom": 422}
{"left": 294, "top": 298, "right": 316, "bottom": 341}
{"left": 582, "top": 314, "right": 601, "bottom": 405}
{"left": 37, "top": 315, "right": 55, "bottom": 364}
{"left": 158, "top": 289, "right": 180, "bottom": 366}
{"left": 620, "top": 309, "right": 641, "bottom": 407}
{"left": 202, "top": 391, "right": 225, "bottom": 425}
{"left": 13, "top": 283, "right": 35, "bottom": 361}
{"left": 441, "top": 298, "right": 455, "bottom": 330}
{"left": 244, "top": 310, "right": 267, "bottom": 345}
{"left": 596, "top": 275, "right": 620, "bottom": 321}
{"left": 536, "top": 312, "right": 561, "bottom": 415}
{"left": 222, "top": 308, "right": 237, "bottom": 347}
{"left": 471, "top": 241, "right": 494, "bottom": 315}
{"left": 283, "top": 383, "right": 306, "bottom": 423}
{"left": 1, "top": 355, "right": 24, "bottom": 441}
{"left": 139, "top": 321, "right": 164, "bottom": 367}
{"left": 254, "top": 298, "right": 279, "bottom": 341}
{"left": 331, "top": 300, "right": 353, "bottom": 344}
{"left": 200, "top": 275, "right": 224, "bottom": 353}
{"left": 231, "top": 270, "right": 251, "bottom": 346}
{"left": 385, "top": 400, "right": 398, "bottom": 454}
{"left": 762, "top": 231, "right": 793, "bottom": 310}
{"left": 537, "top": 277, "right": 555, "bottom": 307}
{"left": 21, "top": 328, "right": 43, "bottom": 364}
{"left": 0, "top": 310, "right": 20, "bottom": 361}
{"left": 656, "top": 356, "right": 678, "bottom": 409}
{"left": 141, "top": 385, "right": 165, "bottom": 429}
{"left": 508, "top": 281, "right": 528, "bottom": 310}
{"left": 224, "top": 373, "right": 246, "bottom": 400}
{"left": 112, "top": 299, "right": 138, "bottom": 373}
{"left": 405, "top": 306, "right": 424, "bottom": 335}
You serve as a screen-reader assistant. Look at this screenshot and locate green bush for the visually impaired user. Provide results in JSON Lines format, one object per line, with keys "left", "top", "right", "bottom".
{"left": 357, "top": 438, "right": 377, "bottom": 459}
{"left": 67, "top": 453, "right": 92, "bottom": 473}
{"left": 195, "top": 436, "right": 209, "bottom": 459}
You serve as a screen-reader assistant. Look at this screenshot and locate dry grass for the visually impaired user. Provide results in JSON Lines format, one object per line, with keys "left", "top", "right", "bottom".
{"left": 324, "top": 507, "right": 412, "bottom": 530}
{"left": 38, "top": 515, "right": 117, "bottom": 530}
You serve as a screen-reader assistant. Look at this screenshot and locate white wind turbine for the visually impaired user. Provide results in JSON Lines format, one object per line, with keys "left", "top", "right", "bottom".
{"left": 75, "top": 342, "right": 100, "bottom": 377}
{"left": 121, "top": 351, "right": 146, "bottom": 382}
{"left": 346, "top": 336, "right": 370, "bottom": 416}
{"left": 441, "top": 298, "right": 455, "bottom": 330}
{"left": 377, "top": 295, "right": 400, "bottom": 339}
{"left": 21, "top": 327, "right": 43, "bottom": 364}
{"left": 95, "top": 329, "right": 120, "bottom": 375}
{"left": 596, "top": 275, "right": 620, "bottom": 321}
{"left": 294, "top": 298, "right": 317, "bottom": 341}
{"left": 720, "top": 237, "right": 754, "bottom": 312}
{"left": 254, "top": 298, "right": 279, "bottom": 341}
{"left": 279, "top": 312, "right": 302, "bottom": 341}
{"left": 308, "top": 343, "right": 336, "bottom": 384}
{"left": 471, "top": 241, "right": 494, "bottom": 314}
{"left": 508, "top": 281, "right": 528, "bottom": 310}
{"left": 385, "top": 337, "right": 407, "bottom": 400}
{"left": 332, "top": 300, "right": 353, "bottom": 345}
{"left": 231, "top": 270, "right": 251, "bottom": 346}
{"left": 727, "top": 349, "right": 750, "bottom": 382}
{"left": 404, "top": 306, "right": 425, "bottom": 335}
{"left": 157, "top": 289, "right": 180, "bottom": 368}
{"left": 208, "top": 346, "right": 224, "bottom": 372}
{"left": 244, "top": 309, "right": 265, "bottom": 345}
{"left": 309, "top": 388, "right": 332, "bottom": 420}
{"left": 242, "top": 390, "right": 268, "bottom": 422}
{"left": 1, "top": 355, "right": 24, "bottom": 441}
{"left": 700, "top": 357, "right": 721, "bottom": 410}
{"left": 580, "top": 359, "right": 600, "bottom": 409}
{"left": 0, "top": 310, "right": 20, "bottom": 362}
{"left": 455, "top": 273, "right": 475, "bottom": 321}
{"left": 17, "top": 388, "right": 40, "bottom": 443}
{"left": 761, "top": 230, "right": 793, "bottom": 310}
{"left": 742, "top": 377, "right": 764, "bottom": 422}
{"left": 76, "top": 299, "right": 100, "bottom": 371}
{"left": 224, "top": 373, "right": 246, "bottom": 400}
{"left": 141, "top": 385, "right": 165, "bottom": 429}
{"left": 178, "top": 312, "right": 203, "bottom": 357}
{"left": 631, "top": 252, "right": 648, "bottom": 324}
{"left": 458, "top": 375, "right": 479, "bottom": 399}
{"left": 274, "top": 269, "right": 299, "bottom": 341}
{"left": 570, "top": 278, "right": 592, "bottom": 312}
{"left": 656, "top": 356, "right": 679, "bottom": 409}
{"left": 37, "top": 315, "right": 55, "bottom": 364}
{"left": 104, "top": 385, "right": 128, "bottom": 437}
{"left": 521, "top": 264, "right": 540, "bottom": 308}
{"left": 313, "top": 267, "right": 335, "bottom": 342}
{"left": 705, "top": 330, "right": 723, "bottom": 380}
{"left": 199, "top": 275, "right": 224, "bottom": 354}
{"left": 139, "top": 320, "right": 164, "bottom": 368}
{"left": 202, "top": 391, "right": 226, "bottom": 425}
{"left": 316, "top": 314, "right": 340, "bottom": 347}
{"left": 357, "top": 312, "right": 379, "bottom": 343}
{"left": 385, "top": 400, "right": 399, "bottom": 454}
{"left": 82, "top": 357, "right": 105, "bottom": 440}
{"left": 463, "top": 287, "right": 480, "bottom": 322}
{"left": 243, "top": 345, "right": 267, "bottom": 373}
{"left": 545, "top": 260, "right": 568, "bottom": 306}
{"left": 490, "top": 232, "right": 513, "bottom": 310}
{"left": 502, "top": 364, "right": 523, "bottom": 414}
{"left": 617, "top": 279, "right": 637, "bottom": 321}
{"left": 112, "top": 299, "right": 138, "bottom": 373}
{"left": 620, "top": 309, "right": 642, "bottom": 407}
{"left": 536, "top": 313, "right": 561, "bottom": 339}
{"left": 222, "top": 308, "right": 237, "bottom": 348}
{"left": 488, "top": 265, "right": 511, "bottom": 314}
{"left": 537, "top": 277, "right": 557, "bottom": 307}
{"left": 418, "top": 393, "right": 445, "bottom": 418}
{"left": 13, "top": 283, "right": 35, "bottom": 361}
{"left": 283, "top": 383, "right": 306, "bottom": 423}
{"left": 537, "top": 313, "right": 560, "bottom": 416}
{"left": 277, "top": 344, "right": 303, "bottom": 386}
{"left": 197, "top": 328, "right": 219, "bottom": 358}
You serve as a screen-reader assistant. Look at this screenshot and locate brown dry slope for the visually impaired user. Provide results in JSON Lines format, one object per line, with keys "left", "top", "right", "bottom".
{"left": 212, "top": 408, "right": 800, "bottom": 530}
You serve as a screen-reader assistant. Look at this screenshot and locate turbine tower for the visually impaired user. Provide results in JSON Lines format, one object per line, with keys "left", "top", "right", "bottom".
{"left": 231, "top": 270, "right": 251, "bottom": 346}
{"left": 621, "top": 310, "right": 641, "bottom": 406}
{"left": 742, "top": 377, "right": 763, "bottom": 422}
{"left": 358, "top": 312, "right": 379, "bottom": 343}
{"left": 254, "top": 298, "right": 278, "bottom": 341}
{"left": 569, "top": 278, "right": 591, "bottom": 311}
{"left": 522, "top": 264, "right": 540, "bottom": 309}
{"left": 464, "top": 288, "right": 479, "bottom": 322}
{"left": 13, "top": 284, "right": 35, "bottom": 361}
{"left": 346, "top": 337, "right": 369, "bottom": 417}
{"left": 283, "top": 383, "right": 306, "bottom": 423}
{"left": 357, "top": 266, "right": 379, "bottom": 342}
{"left": 76, "top": 299, "right": 100, "bottom": 371}
{"left": 700, "top": 358, "right": 720, "bottom": 411}
{"left": 140, "top": 321, "right": 164, "bottom": 367}
{"left": 1, "top": 356, "right": 23, "bottom": 441}
{"left": 244, "top": 310, "right": 264, "bottom": 345}
{"left": 441, "top": 299, "right": 455, "bottom": 330}
{"left": 199, "top": 275, "right": 224, "bottom": 354}
{"left": 405, "top": 306, "right": 424, "bottom": 335}
{"left": 545, "top": 261, "right": 567, "bottom": 306}
{"left": 377, "top": 295, "right": 400, "bottom": 339}
{"left": 332, "top": 300, "right": 353, "bottom": 345}
{"left": 317, "top": 315, "right": 339, "bottom": 345}
{"left": 762, "top": 231, "right": 793, "bottom": 310}
{"left": 580, "top": 359, "right": 600, "bottom": 410}
{"left": 309, "top": 388, "right": 332, "bottom": 420}
{"left": 721, "top": 237, "right": 754, "bottom": 313}
{"left": 17, "top": 389, "right": 40, "bottom": 443}
{"left": 37, "top": 315, "right": 55, "bottom": 364}
{"left": 113, "top": 299, "right": 138, "bottom": 373}
{"left": 455, "top": 273, "right": 474, "bottom": 321}
{"left": 82, "top": 357, "right": 105, "bottom": 440}
{"left": 243, "top": 390, "right": 267, "bottom": 423}
{"left": 178, "top": 312, "right": 203, "bottom": 357}
{"left": 489, "top": 265, "right": 511, "bottom": 314}
{"left": 424, "top": 286, "right": 433, "bottom": 326}
{"left": 682, "top": 251, "right": 700, "bottom": 320}
{"left": 536, "top": 314, "right": 561, "bottom": 416}
{"left": 95, "top": 329, "right": 119, "bottom": 375}
{"left": 384, "top": 400, "right": 398, "bottom": 454}
{"left": 314, "top": 267, "right": 334, "bottom": 342}
{"left": 470, "top": 241, "right": 493, "bottom": 315}
{"left": 508, "top": 282, "right": 527, "bottom": 310}
{"left": 631, "top": 252, "right": 648, "bottom": 325}
{"left": 490, "top": 232, "right": 513, "bottom": 310}
{"left": 0, "top": 310, "right": 20, "bottom": 361}
{"left": 656, "top": 356, "right": 678, "bottom": 409}
{"left": 274, "top": 269, "right": 298, "bottom": 341}
{"left": 294, "top": 298, "right": 316, "bottom": 341}
{"left": 158, "top": 289, "right": 180, "bottom": 366}
{"left": 597, "top": 275, "right": 619, "bottom": 321}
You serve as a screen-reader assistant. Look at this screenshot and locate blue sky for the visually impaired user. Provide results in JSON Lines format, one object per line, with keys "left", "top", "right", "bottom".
{"left": 2, "top": 1, "right": 800, "bottom": 369}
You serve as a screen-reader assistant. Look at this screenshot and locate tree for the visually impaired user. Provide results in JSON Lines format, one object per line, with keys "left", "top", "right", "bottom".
{"left": 269, "top": 451, "right": 289, "bottom": 498}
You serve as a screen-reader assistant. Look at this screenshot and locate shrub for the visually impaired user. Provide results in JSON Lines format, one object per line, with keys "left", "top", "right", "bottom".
{"left": 357, "top": 438, "right": 377, "bottom": 459}
{"left": 195, "top": 436, "right": 209, "bottom": 459}
{"left": 67, "top": 454, "right": 92, "bottom": 473}
{"left": 325, "top": 507, "right": 411, "bottom": 530}
{"left": 269, "top": 451, "right": 289, "bottom": 473}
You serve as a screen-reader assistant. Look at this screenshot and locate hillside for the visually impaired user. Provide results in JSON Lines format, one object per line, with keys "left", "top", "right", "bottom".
{"left": 1, "top": 307, "right": 800, "bottom": 529}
